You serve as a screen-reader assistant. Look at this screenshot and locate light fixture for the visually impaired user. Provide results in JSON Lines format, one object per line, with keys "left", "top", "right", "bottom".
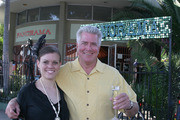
{"left": 23, "top": 3, "right": 27, "bottom": 6}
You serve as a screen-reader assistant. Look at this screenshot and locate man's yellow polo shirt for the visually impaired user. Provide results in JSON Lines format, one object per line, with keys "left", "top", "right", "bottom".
{"left": 56, "top": 58, "right": 137, "bottom": 120}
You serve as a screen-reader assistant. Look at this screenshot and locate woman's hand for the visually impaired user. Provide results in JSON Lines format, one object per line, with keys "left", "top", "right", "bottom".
{"left": 5, "top": 97, "right": 20, "bottom": 119}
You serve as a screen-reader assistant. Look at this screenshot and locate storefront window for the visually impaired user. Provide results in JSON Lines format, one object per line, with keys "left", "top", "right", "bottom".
{"left": 16, "top": 5, "right": 114, "bottom": 25}
{"left": 28, "top": 8, "right": 39, "bottom": 22}
{"left": 93, "top": 6, "right": 112, "bottom": 21}
{"left": 112, "top": 8, "right": 122, "bottom": 19}
{"left": 17, "top": 11, "right": 27, "bottom": 25}
{"left": 67, "top": 5, "right": 92, "bottom": 20}
{"left": 40, "top": 6, "right": 60, "bottom": 20}
{"left": 113, "top": 8, "right": 121, "bottom": 15}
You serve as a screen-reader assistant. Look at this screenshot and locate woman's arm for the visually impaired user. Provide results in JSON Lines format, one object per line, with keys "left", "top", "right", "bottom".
{"left": 5, "top": 97, "right": 20, "bottom": 119}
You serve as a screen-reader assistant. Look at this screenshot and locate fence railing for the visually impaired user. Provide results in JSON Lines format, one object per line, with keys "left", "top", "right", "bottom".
{"left": 119, "top": 67, "right": 169, "bottom": 120}
{"left": 0, "top": 66, "right": 177, "bottom": 119}
{"left": 0, "top": 74, "right": 27, "bottom": 102}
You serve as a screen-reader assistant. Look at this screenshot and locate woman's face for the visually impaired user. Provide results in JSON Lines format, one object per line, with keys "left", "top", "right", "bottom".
{"left": 37, "top": 53, "right": 61, "bottom": 80}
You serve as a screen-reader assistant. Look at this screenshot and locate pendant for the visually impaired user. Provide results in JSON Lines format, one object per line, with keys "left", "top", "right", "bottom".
{"left": 55, "top": 117, "right": 61, "bottom": 120}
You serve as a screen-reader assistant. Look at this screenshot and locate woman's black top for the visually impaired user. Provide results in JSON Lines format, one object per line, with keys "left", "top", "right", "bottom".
{"left": 17, "top": 80, "right": 69, "bottom": 120}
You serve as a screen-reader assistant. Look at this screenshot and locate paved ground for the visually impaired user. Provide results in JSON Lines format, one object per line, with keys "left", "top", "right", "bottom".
{"left": 0, "top": 102, "right": 11, "bottom": 120}
{"left": 0, "top": 110, "right": 11, "bottom": 120}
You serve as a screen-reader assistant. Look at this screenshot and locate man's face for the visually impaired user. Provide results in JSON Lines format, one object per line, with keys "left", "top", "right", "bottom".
{"left": 77, "top": 32, "right": 100, "bottom": 65}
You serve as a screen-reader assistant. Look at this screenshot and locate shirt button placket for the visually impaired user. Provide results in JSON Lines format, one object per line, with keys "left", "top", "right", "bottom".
{"left": 87, "top": 77, "right": 90, "bottom": 94}
{"left": 86, "top": 77, "right": 90, "bottom": 120}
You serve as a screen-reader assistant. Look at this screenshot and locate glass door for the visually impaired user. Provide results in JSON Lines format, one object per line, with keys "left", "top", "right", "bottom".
{"left": 108, "top": 44, "right": 117, "bottom": 68}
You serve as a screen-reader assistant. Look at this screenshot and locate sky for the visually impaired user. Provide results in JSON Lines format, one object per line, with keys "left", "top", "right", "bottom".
{"left": 0, "top": 0, "right": 4, "bottom": 6}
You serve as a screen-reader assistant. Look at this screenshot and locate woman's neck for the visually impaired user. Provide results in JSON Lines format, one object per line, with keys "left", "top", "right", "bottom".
{"left": 40, "top": 77, "right": 56, "bottom": 88}
{"left": 36, "top": 77, "right": 59, "bottom": 103}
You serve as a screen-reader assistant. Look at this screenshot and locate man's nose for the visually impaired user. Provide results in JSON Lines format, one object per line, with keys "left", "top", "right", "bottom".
{"left": 86, "top": 44, "right": 92, "bottom": 50}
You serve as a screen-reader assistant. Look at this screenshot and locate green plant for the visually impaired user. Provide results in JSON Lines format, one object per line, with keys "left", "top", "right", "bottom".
{"left": 113, "top": 0, "right": 180, "bottom": 54}
{"left": 128, "top": 39, "right": 169, "bottom": 119}
{"left": 0, "top": 74, "right": 25, "bottom": 102}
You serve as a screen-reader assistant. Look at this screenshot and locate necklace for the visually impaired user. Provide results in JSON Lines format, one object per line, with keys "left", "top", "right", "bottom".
{"left": 40, "top": 78, "right": 61, "bottom": 120}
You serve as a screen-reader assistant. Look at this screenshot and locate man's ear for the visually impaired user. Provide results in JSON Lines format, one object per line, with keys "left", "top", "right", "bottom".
{"left": 59, "top": 62, "right": 62, "bottom": 69}
{"left": 98, "top": 46, "right": 101, "bottom": 54}
{"left": 76, "top": 43, "right": 79, "bottom": 56}
{"left": 76, "top": 43, "right": 78, "bottom": 48}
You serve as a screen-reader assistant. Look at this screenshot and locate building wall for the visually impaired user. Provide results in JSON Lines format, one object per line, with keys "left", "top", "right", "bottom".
{"left": 9, "top": 1, "right": 127, "bottom": 64}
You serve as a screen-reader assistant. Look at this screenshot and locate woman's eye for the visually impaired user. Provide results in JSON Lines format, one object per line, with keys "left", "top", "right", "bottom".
{"left": 43, "top": 61, "right": 48, "bottom": 64}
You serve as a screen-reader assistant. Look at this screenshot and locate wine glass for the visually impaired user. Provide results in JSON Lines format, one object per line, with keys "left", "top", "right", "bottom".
{"left": 111, "top": 77, "right": 120, "bottom": 120}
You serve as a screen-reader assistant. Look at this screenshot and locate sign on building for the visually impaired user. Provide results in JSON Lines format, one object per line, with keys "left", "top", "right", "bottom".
{"left": 82, "top": 16, "right": 171, "bottom": 41}
{"left": 15, "top": 24, "right": 56, "bottom": 42}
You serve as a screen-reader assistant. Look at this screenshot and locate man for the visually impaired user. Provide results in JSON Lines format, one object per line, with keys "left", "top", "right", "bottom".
{"left": 6, "top": 26, "right": 139, "bottom": 120}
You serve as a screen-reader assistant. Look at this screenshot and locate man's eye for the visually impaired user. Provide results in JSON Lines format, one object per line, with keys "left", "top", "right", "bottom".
{"left": 82, "top": 42, "right": 87, "bottom": 45}
{"left": 53, "top": 62, "right": 58, "bottom": 65}
{"left": 92, "top": 43, "right": 97, "bottom": 46}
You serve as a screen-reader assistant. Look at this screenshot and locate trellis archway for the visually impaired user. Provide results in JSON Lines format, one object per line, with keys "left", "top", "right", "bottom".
{"left": 82, "top": 16, "right": 172, "bottom": 119}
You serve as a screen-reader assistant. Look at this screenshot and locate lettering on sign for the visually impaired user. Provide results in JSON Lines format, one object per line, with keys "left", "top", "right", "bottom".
{"left": 16, "top": 24, "right": 56, "bottom": 42}
{"left": 82, "top": 16, "right": 171, "bottom": 41}
{"left": 16, "top": 29, "right": 51, "bottom": 38}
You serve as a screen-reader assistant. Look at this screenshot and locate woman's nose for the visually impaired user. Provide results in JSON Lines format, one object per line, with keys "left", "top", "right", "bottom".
{"left": 47, "top": 63, "right": 54, "bottom": 67}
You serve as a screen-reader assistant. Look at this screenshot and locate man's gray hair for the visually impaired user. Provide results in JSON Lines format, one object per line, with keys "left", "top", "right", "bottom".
{"left": 76, "top": 26, "right": 102, "bottom": 46}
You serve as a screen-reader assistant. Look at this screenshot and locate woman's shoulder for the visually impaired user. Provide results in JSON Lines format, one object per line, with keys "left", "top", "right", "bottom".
{"left": 57, "top": 85, "right": 66, "bottom": 101}
{"left": 18, "top": 81, "right": 36, "bottom": 94}
{"left": 17, "top": 82, "right": 36, "bottom": 105}
{"left": 57, "top": 85, "right": 64, "bottom": 95}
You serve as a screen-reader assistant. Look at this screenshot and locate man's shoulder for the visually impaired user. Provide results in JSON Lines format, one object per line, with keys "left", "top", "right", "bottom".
{"left": 58, "top": 61, "right": 75, "bottom": 76}
{"left": 99, "top": 61, "right": 116, "bottom": 69}
{"left": 60, "top": 61, "right": 72, "bottom": 70}
{"left": 99, "top": 62, "right": 119, "bottom": 73}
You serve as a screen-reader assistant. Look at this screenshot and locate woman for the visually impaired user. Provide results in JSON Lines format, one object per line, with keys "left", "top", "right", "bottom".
{"left": 16, "top": 45, "right": 69, "bottom": 120}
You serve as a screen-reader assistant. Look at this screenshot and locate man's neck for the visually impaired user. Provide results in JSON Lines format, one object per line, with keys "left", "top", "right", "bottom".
{"left": 79, "top": 60, "right": 97, "bottom": 75}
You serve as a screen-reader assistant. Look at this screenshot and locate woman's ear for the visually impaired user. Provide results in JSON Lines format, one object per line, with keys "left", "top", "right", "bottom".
{"left": 37, "top": 59, "right": 40, "bottom": 69}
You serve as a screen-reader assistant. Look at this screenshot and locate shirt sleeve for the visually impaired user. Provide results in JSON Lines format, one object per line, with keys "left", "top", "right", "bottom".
{"left": 115, "top": 71, "right": 137, "bottom": 113}
{"left": 118, "top": 73, "right": 137, "bottom": 102}
{"left": 17, "top": 84, "right": 29, "bottom": 119}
